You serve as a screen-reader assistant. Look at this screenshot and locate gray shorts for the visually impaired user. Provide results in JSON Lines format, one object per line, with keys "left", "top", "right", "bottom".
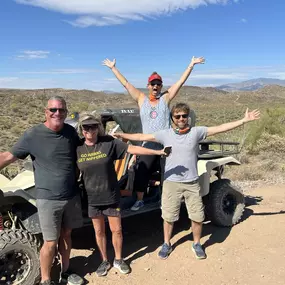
{"left": 162, "top": 180, "right": 205, "bottom": 223}
{"left": 36, "top": 195, "right": 83, "bottom": 241}
{"left": 88, "top": 203, "right": 121, "bottom": 218}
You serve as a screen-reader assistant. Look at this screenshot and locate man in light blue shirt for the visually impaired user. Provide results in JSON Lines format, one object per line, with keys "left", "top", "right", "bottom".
{"left": 115, "top": 103, "right": 260, "bottom": 260}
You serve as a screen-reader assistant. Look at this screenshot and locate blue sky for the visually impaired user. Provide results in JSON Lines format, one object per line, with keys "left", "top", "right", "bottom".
{"left": 0, "top": 0, "right": 284, "bottom": 91}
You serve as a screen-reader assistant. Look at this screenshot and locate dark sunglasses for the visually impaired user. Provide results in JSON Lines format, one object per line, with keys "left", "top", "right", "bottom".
{"left": 173, "top": 114, "right": 188, "bottom": 119}
{"left": 48, "top": 108, "right": 67, "bottom": 114}
{"left": 82, "top": 125, "right": 98, "bottom": 132}
{"left": 150, "top": 81, "right": 162, "bottom": 87}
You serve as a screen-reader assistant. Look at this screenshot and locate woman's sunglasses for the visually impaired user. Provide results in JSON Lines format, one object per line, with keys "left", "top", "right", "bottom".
{"left": 172, "top": 114, "right": 188, "bottom": 119}
{"left": 82, "top": 125, "right": 98, "bottom": 132}
{"left": 150, "top": 80, "right": 162, "bottom": 87}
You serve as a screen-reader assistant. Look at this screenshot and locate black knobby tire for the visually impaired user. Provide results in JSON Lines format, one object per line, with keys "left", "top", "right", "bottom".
{"left": 0, "top": 229, "right": 41, "bottom": 285}
{"left": 205, "top": 179, "right": 245, "bottom": 227}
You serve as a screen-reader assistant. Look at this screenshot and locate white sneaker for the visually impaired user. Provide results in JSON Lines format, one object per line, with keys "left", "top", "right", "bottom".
{"left": 131, "top": 200, "right": 144, "bottom": 211}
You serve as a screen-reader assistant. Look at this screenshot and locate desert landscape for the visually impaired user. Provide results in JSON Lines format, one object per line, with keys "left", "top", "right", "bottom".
{"left": 1, "top": 84, "right": 284, "bottom": 183}
{"left": 1, "top": 84, "right": 285, "bottom": 284}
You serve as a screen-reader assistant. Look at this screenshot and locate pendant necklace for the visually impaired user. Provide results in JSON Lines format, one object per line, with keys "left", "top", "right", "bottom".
{"left": 149, "top": 103, "right": 158, "bottom": 119}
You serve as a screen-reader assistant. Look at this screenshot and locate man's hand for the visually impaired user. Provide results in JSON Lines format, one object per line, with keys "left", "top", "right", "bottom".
{"left": 102, "top": 58, "right": 116, "bottom": 69}
{"left": 242, "top": 108, "right": 260, "bottom": 123}
{"left": 189, "top": 56, "right": 205, "bottom": 67}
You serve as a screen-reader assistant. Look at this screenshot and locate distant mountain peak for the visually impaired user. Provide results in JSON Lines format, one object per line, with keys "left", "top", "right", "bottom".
{"left": 216, "top": 78, "right": 285, "bottom": 92}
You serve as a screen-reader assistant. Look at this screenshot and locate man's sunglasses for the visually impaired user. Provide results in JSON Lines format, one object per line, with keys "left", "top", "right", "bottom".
{"left": 150, "top": 81, "right": 162, "bottom": 87}
{"left": 82, "top": 125, "right": 98, "bottom": 132}
{"left": 48, "top": 108, "right": 67, "bottom": 114}
{"left": 172, "top": 114, "right": 188, "bottom": 119}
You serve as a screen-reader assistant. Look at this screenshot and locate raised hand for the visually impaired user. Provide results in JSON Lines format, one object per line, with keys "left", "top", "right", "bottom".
{"left": 243, "top": 108, "right": 261, "bottom": 123}
{"left": 102, "top": 58, "right": 116, "bottom": 69}
{"left": 190, "top": 56, "right": 205, "bottom": 66}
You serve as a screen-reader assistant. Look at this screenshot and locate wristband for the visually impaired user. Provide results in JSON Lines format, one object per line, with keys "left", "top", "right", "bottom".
{"left": 122, "top": 80, "right": 128, "bottom": 87}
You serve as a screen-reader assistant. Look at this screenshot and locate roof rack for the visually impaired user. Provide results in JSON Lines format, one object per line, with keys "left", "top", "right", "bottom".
{"left": 198, "top": 140, "right": 240, "bottom": 159}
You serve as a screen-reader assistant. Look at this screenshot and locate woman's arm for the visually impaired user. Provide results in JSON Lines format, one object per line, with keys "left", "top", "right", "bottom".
{"left": 165, "top": 56, "right": 205, "bottom": 104}
{"left": 114, "top": 132, "right": 157, "bottom": 142}
{"left": 102, "top": 58, "right": 144, "bottom": 102}
{"left": 127, "top": 145, "right": 166, "bottom": 156}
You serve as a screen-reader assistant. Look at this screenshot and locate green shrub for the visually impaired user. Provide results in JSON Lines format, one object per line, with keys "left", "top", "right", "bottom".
{"left": 246, "top": 107, "right": 285, "bottom": 153}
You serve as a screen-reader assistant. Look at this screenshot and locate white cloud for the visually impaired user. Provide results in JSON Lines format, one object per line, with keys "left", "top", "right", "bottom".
{"left": 0, "top": 77, "right": 57, "bottom": 89}
{"left": 65, "top": 16, "right": 127, "bottom": 28}
{"left": 191, "top": 72, "right": 247, "bottom": 80}
{"left": 15, "top": 0, "right": 236, "bottom": 27}
{"left": 15, "top": 50, "right": 50, "bottom": 59}
{"left": 104, "top": 78, "right": 118, "bottom": 82}
{"left": 240, "top": 18, "right": 247, "bottom": 23}
{"left": 20, "top": 69, "right": 97, "bottom": 74}
{"left": 0, "top": 77, "right": 19, "bottom": 83}
{"left": 267, "top": 72, "right": 285, "bottom": 80}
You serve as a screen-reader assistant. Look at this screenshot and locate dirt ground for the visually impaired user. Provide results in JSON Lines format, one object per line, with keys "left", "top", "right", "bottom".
{"left": 65, "top": 184, "right": 285, "bottom": 285}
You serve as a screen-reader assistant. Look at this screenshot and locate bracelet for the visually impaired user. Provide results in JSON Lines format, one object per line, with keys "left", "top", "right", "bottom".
{"left": 122, "top": 80, "right": 128, "bottom": 87}
{"left": 187, "top": 65, "right": 194, "bottom": 70}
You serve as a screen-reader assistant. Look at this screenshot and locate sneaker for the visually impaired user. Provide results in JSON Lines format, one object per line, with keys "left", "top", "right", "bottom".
{"left": 192, "top": 243, "right": 207, "bottom": 259}
{"left": 40, "top": 281, "right": 57, "bottom": 285}
{"left": 158, "top": 243, "right": 172, "bottom": 259}
{"left": 113, "top": 259, "right": 131, "bottom": 274}
{"left": 60, "top": 269, "right": 84, "bottom": 285}
{"left": 131, "top": 200, "right": 144, "bottom": 211}
{"left": 95, "top": 260, "right": 111, "bottom": 277}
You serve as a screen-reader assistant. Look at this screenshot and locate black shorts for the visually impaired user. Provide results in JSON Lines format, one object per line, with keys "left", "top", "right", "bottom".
{"left": 88, "top": 204, "right": 121, "bottom": 218}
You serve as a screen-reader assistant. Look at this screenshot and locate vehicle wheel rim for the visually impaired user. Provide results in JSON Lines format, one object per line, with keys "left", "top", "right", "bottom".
{"left": 222, "top": 194, "right": 237, "bottom": 215}
{"left": 0, "top": 249, "right": 32, "bottom": 284}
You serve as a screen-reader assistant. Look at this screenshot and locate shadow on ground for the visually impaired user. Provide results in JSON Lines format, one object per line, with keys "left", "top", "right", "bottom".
{"left": 66, "top": 207, "right": 232, "bottom": 281}
{"left": 52, "top": 194, "right": 284, "bottom": 282}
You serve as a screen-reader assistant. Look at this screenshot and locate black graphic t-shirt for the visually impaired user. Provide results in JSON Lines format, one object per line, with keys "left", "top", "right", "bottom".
{"left": 77, "top": 135, "right": 128, "bottom": 206}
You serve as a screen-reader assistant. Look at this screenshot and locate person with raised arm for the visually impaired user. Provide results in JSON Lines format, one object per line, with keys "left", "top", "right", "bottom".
{"left": 103, "top": 57, "right": 205, "bottom": 211}
{"left": 114, "top": 103, "right": 260, "bottom": 260}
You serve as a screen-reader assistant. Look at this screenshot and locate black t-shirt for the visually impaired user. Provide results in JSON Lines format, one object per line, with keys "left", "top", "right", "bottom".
{"left": 10, "top": 123, "right": 81, "bottom": 200}
{"left": 77, "top": 136, "right": 128, "bottom": 206}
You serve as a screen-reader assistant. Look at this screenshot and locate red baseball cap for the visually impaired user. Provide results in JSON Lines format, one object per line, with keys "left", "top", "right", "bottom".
{"left": 148, "top": 73, "right": 163, "bottom": 83}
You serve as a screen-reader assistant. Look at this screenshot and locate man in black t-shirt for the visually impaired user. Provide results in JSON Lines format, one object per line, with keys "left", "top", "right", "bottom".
{"left": 0, "top": 96, "right": 83, "bottom": 285}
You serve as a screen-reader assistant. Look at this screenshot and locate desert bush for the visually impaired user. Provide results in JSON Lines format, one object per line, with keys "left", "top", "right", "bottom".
{"left": 11, "top": 125, "right": 24, "bottom": 136}
{"left": 246, "top": 107, "right": 285, "bottom": 152}
{"left": 225, "top": 164, "right": 264, "bottom": 181}
{"left": 250, "top": 133, "right": 285, "bottom": 154}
